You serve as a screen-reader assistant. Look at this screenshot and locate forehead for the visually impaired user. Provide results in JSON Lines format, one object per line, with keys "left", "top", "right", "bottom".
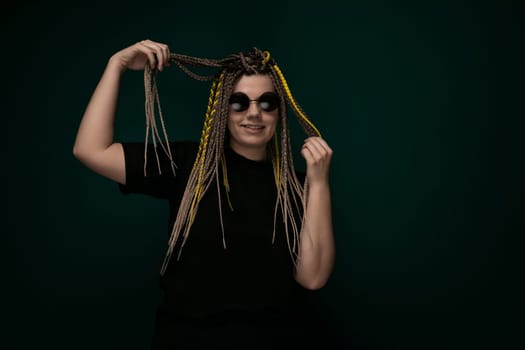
{"left": 232, "top": 74, "right": 275, "bottom": 95}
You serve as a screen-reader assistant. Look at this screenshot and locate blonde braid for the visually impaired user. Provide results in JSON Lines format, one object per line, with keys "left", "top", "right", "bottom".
{"left": 271, "top": 64, "right": 321, "bottom": 138}
{"left": 144, "top": 66, "right": 177, "bottom": 176}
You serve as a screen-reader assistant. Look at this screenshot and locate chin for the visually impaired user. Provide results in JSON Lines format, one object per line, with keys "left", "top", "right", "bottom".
{"left": 233, "top": 132, "right": 272, "bottom": 145}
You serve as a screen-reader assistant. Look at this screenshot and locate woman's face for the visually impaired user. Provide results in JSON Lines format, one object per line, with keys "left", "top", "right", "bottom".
{"left": 227, "top": 74, "right": 279, "bottom": 161}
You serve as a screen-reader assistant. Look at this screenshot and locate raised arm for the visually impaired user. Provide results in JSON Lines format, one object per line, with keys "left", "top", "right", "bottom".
{"left": 294, "top": 137, "right": 336, "bottom": 290}
{"left": 73, "top": 40, "right": 171, "bottom": 184}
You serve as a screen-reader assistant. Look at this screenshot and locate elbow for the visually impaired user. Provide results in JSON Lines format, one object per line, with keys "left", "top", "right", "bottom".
{"left": 72, "top": 141, "right": 94, "bottom": 162}
{"left": 294, "top": 250, "right": 335, "bottom": 291}
{"left": 72, "top": 144, "right": 93, "bottom": 165}
{"left": 301, "top": 280, "right": 327, "bottom": 291}
{"left": 72, "top": 145, "right": 80, "bottom": 159}
{"left": 72, "top": 145, "right": 85, "bottom": 162}
{"left": 295, "top": 272, "right": 330, "bottom": 290}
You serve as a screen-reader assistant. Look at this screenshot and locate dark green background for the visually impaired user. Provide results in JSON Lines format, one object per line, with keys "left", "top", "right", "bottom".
{"left": 10, "top": 0, "right": 521, "bottom": 349}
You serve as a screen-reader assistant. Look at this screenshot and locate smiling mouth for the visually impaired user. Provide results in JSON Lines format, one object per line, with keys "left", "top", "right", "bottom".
{"left": 241, "top": 124, "right": 265, "bottom": 130}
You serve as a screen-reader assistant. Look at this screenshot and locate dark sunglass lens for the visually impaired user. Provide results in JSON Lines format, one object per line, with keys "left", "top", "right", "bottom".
{"left": 258, "top": 93, "right": 280, "bottom": 112}
{"left": 229, "top": 93, "right": 250, "bottom": 112}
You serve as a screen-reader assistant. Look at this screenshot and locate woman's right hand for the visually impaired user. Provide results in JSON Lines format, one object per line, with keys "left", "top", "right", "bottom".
{"left": 109, "top": 39, "right": 171, "bottom": 72}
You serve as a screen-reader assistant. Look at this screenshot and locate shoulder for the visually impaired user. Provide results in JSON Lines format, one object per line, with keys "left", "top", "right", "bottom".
{"left": 120, "top": 140, "right": 198, "bottom": 157}
{"left": 120, "top": 140, "right": 199, "bottom": 175}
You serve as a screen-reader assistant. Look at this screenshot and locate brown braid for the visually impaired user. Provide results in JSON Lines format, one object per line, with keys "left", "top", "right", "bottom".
{"left": 143, "top": 48, "right": 322, "bottom": 275}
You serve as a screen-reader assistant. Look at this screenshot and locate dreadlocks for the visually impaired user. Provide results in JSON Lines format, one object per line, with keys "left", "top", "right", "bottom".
{"left": 143, "top": 48, "right": 322, "bottom": 276}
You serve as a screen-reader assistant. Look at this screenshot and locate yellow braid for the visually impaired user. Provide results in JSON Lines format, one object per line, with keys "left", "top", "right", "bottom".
{"left": 272, "top": 64, "right": 322, "bottom": 137}
{"left": 221, "top": 154, "right": 234, "bottom": 211}
{"left": 262, "top": 51, "right": 271, "bottom": 64}
{"left": 189, "top": 73, "right": 224, "bottom": 220}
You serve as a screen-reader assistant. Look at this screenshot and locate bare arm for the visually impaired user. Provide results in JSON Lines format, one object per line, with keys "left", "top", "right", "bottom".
{"left": 73, "top": 40, "right": 171, "bottom": 184}
{"left": 294, "top": 137, "right": 336, "bottom": 290}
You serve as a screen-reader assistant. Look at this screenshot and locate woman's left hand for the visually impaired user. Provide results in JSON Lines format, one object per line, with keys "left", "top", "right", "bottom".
{"left": 300, "top": 137, "right": 333, "bottom": 185}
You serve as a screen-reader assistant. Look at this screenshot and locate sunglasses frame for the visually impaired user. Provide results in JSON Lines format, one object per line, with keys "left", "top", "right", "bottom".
{"left": 228, "top": 92, "right": 281, "bottom": 113}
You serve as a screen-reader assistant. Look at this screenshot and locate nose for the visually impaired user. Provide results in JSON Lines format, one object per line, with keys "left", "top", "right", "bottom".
{"left": 246, "top": 100, "right": 262, "bottom": 118}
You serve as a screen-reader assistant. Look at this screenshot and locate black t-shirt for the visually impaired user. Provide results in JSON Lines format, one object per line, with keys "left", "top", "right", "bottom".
{"left": 119, "top": 141, "right": 308, "bottom": 347}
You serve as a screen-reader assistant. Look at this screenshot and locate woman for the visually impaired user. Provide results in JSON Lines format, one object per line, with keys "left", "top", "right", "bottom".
{"left": 73, "top": 39, "right": 335, "bottom": 349}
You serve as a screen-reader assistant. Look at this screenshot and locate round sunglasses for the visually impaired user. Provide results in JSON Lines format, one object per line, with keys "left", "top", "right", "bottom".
{"left": 229, "top": 92, "right": 280, "bottom": 112}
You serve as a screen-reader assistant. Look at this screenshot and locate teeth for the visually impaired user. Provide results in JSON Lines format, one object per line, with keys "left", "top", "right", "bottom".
{"left": 243, "top": 125, "right": 263, "bottom": 129}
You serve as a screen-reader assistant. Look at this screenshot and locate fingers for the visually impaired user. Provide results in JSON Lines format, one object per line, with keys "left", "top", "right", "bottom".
{"left": 138, "top": 39, "right": 171, "bottom": 71}
{"left": 302, "top": 137, "right": 333, "bottom": 164}
{"left": 304, "top": 137, "right": 332, "bottom": 154}
{"left": 301, "top": 137, "right": 333, "bottom": 183}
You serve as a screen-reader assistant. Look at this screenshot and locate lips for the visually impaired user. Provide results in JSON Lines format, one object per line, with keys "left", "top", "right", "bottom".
{"left": 241, "top": 124, "right": 265, "bottom": 130}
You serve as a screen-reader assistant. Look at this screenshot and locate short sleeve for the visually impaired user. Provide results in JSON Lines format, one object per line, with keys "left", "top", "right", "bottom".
{"left": 118, "top": 140, "right": 198, "bottom": 199}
